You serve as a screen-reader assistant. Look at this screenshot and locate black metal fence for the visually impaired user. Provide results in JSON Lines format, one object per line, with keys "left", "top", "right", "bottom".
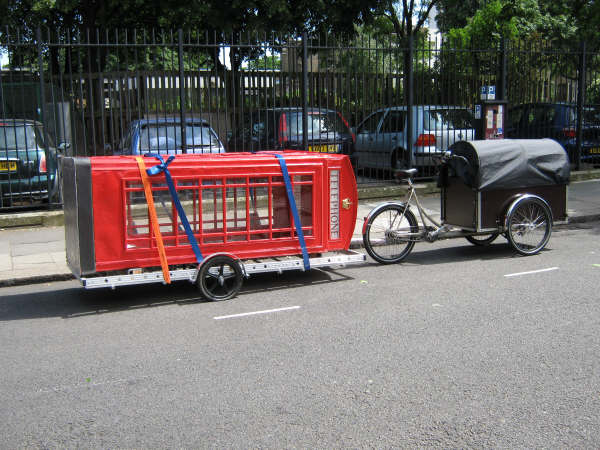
{"left": 1, "top": 28, "right": 599, "bottom": 209}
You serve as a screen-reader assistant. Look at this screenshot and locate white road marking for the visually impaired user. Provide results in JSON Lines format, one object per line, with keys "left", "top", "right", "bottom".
{"left": 37, "top": 376, "right": 151, "bottom": 394}
{"left": 214, "top": 306, "right": 301, "bottom": 320}
{"left": 504, "top": 267, "right": 559, "bottom": 278}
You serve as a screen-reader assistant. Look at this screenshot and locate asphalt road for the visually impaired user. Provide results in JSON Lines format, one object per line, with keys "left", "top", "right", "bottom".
{"left": 1, "top": 222, "right": 600, "bottom": 447}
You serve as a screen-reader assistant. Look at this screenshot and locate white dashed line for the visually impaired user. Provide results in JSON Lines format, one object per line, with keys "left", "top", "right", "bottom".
{"left": 214, "top": 306, "right": 301, "bottom": 320}
{"left": 504, "top": 267, "right": 559, "bottom": 278}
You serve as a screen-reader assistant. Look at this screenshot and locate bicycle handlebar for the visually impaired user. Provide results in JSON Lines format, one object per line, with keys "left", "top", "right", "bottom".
{"left": 440, "top": 151, "right": 469, "bottom": 165}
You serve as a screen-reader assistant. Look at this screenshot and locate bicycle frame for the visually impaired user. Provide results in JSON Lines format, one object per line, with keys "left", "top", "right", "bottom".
{"left": 404, "top": 178, "right": 441, "bottom": 232}
{"left": 382, "top": 177, "right": 484, "bottom": 242}
{"left": 363, "top": 169, "right": 513, "bottom": 249}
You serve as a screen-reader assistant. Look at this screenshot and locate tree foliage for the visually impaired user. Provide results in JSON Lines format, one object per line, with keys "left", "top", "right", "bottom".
{"left": 0, "top": 0, "right": 379, "bottom": 73}
{"left": 438, "top": 0, "right": 597, "bottom": 49}
{"left": 368, "top": 0, "right": 440, "bottom": 44}
{"left": 246, "top": 54, "right": 280, "bottom": 70}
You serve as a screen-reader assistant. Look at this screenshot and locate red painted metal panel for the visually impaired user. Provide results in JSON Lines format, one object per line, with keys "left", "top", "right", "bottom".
{"left": 88, "top": 151, "right": 357, "bottom": 272}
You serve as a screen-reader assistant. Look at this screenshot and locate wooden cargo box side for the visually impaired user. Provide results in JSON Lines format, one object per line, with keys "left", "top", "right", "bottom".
{"left": 480, "top": 185, "right": 568, "bottom": 229}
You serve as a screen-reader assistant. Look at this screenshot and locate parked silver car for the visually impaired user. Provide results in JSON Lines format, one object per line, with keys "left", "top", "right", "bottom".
{"left": 354, "top": 106, "right": 475, "bottom": 170}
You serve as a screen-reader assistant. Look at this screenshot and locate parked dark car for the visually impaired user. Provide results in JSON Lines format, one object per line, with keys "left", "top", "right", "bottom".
{"left": 227, "top": 108, "right": 355, "bottom": 157}
{"left": 115, "top": 117, "right": 225, "bottom": 156}
{"left": 506, "top": 103, "right": 600, "bottom": 163}
{"left": 0, "top": 119, "right": 64, "bottom": 204}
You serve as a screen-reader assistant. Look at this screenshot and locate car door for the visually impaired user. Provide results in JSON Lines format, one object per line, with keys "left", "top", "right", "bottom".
{"left": 355, "top": 110, "right": 386, "bottom": 168}
{"left": 523, "top": 105, "right": 553, "bottom": 139}
{"left": 378, "top": 109, "right": 407, "bottom": 167}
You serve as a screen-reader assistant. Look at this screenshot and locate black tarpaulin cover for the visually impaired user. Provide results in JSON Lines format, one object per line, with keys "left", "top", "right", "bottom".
{"left": 445, "top": 139, "right": 570, "bottom": 191}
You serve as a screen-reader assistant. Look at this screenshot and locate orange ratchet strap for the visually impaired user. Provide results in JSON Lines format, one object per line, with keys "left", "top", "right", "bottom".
{"left": 136, "top": 156, "right": 171, "bottom": 284}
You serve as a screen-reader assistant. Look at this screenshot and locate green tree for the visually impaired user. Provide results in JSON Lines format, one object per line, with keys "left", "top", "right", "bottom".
{"left": 445, "top": 0, "right": 578, "bottom": 47}
{"left": 246, "top": 55, "right": 280, "bottom": 70}
{"left": 437, "top": 0, "right": 598, "bottom": 47}
{"left": 435, "top": 0, "right": 482, "bottom": 34}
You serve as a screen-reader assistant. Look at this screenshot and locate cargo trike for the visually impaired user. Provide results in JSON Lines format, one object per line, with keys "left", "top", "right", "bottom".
{"left": 362, "top": 139, "right": 570, "bottom": 263}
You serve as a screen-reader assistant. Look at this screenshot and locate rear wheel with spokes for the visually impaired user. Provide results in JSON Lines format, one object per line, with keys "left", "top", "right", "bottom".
{"left": 363, "top": 204, "right": 419, "bottom": 264}
{"left": 506, "top": 197, "right": 552, "bottom": 255}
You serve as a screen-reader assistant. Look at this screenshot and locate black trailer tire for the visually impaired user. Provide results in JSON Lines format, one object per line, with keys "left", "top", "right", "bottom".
{"left": 197, "top": 255, "right": 243, "bottom": 301}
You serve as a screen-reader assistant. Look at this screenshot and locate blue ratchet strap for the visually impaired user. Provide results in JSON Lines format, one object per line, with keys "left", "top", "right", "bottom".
{"left": 144, "top": 153, "right": 203, "bottom": 264}
{"left": 274, "top": 154, "right": 310, "bottom": 271}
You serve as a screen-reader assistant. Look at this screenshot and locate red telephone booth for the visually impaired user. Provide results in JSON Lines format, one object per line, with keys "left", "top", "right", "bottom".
{"left": 63, "top": 151, "right": 362, "bottom": 299}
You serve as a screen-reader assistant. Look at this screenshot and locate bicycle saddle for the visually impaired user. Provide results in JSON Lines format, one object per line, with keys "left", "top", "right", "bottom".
{"left": 395, "top": 168, "right": 418, "bottom": 179}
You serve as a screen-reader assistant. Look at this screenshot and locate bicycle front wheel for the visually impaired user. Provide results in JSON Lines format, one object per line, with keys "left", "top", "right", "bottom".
{"left": 363, "top": 204, "right": 419, "bottom": 264}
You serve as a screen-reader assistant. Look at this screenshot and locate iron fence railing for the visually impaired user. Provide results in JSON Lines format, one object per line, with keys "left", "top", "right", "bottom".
{"left": 1, "top": 28, "right": 599, "bottom": 209}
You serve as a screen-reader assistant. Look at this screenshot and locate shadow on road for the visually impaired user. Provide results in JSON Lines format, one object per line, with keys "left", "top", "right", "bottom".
{"left": 362, "top": 237, "right": 554, "bottom": 267}
{"left": 404, "top": 240, "right": 534, "bottom": 265}
{"left": 0, "top": 267, "right": 356, "bottom": 322}
{"left": 1, "top": 234, "right": 565, "bottom": 322}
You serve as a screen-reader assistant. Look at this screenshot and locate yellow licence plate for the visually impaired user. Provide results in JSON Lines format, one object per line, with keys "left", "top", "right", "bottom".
{"left": 308, "top": 144, "right": 339, "bottom": 153}
{"left": 590, "top": 147, "right": 600, "bottom": 154}
{"left": 0, "top": 161, "right": 17, "bottom": 172}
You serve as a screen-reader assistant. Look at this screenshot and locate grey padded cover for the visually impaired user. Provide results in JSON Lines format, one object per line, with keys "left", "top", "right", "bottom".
{"left": 447, "top": 139, "right": 570, "bottom": 191}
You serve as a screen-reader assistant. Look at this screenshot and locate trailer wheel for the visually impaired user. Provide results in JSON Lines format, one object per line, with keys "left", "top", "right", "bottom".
{"left": 465, "top": 233, "right": 499, "bottom": 246}
{"left": 506, "top": 196, "right": 552, "bottom": 256}
{"left": 198, "top": 255, "right": 243, "bottom": 301}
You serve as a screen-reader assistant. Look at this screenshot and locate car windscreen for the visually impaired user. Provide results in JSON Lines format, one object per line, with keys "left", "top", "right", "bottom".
{"left": 287, "top": 112, "right": 348, "bottom": 136}
{"left": 423, "top": 109, "right": 474, "bottom": 131}
{"left": 139, "top": 124, "right": 218, "bottom": 151}
{"left": 0, "top": 124, "right": 42, "bottom": 150}
{"left": 554, "top": 105, "right": 598, "bottom": 126}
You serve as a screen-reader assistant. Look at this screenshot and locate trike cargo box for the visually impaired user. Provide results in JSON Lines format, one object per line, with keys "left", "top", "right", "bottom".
{"left": 440, "top": 139, "right": 570, "bottom": 230}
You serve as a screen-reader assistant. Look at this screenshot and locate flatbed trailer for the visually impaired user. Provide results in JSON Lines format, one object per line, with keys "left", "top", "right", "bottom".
{"left": 81, "top": 250, "right": 365, "bottom": 290}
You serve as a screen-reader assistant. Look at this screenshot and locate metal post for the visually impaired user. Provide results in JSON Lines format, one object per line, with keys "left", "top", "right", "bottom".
{"left": 575, "top": 40, "right": 586, "bottom": 171}
{"left": 178, "top": 29, "right": 187, "bottom": 153}
{"left": 406, "top": 33, "right": 414, "bottom": 167}
{"left": 36, "top": 28, "right": 51, "bottom": 205}
{"left": 302, "top": 32, "right": 308, "bottom": 151}
{"left": 499, "top": 38, "right": 508, "bottom": 101}
{"left": 36, "top": 28, "right": 48, "bottom": 136}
